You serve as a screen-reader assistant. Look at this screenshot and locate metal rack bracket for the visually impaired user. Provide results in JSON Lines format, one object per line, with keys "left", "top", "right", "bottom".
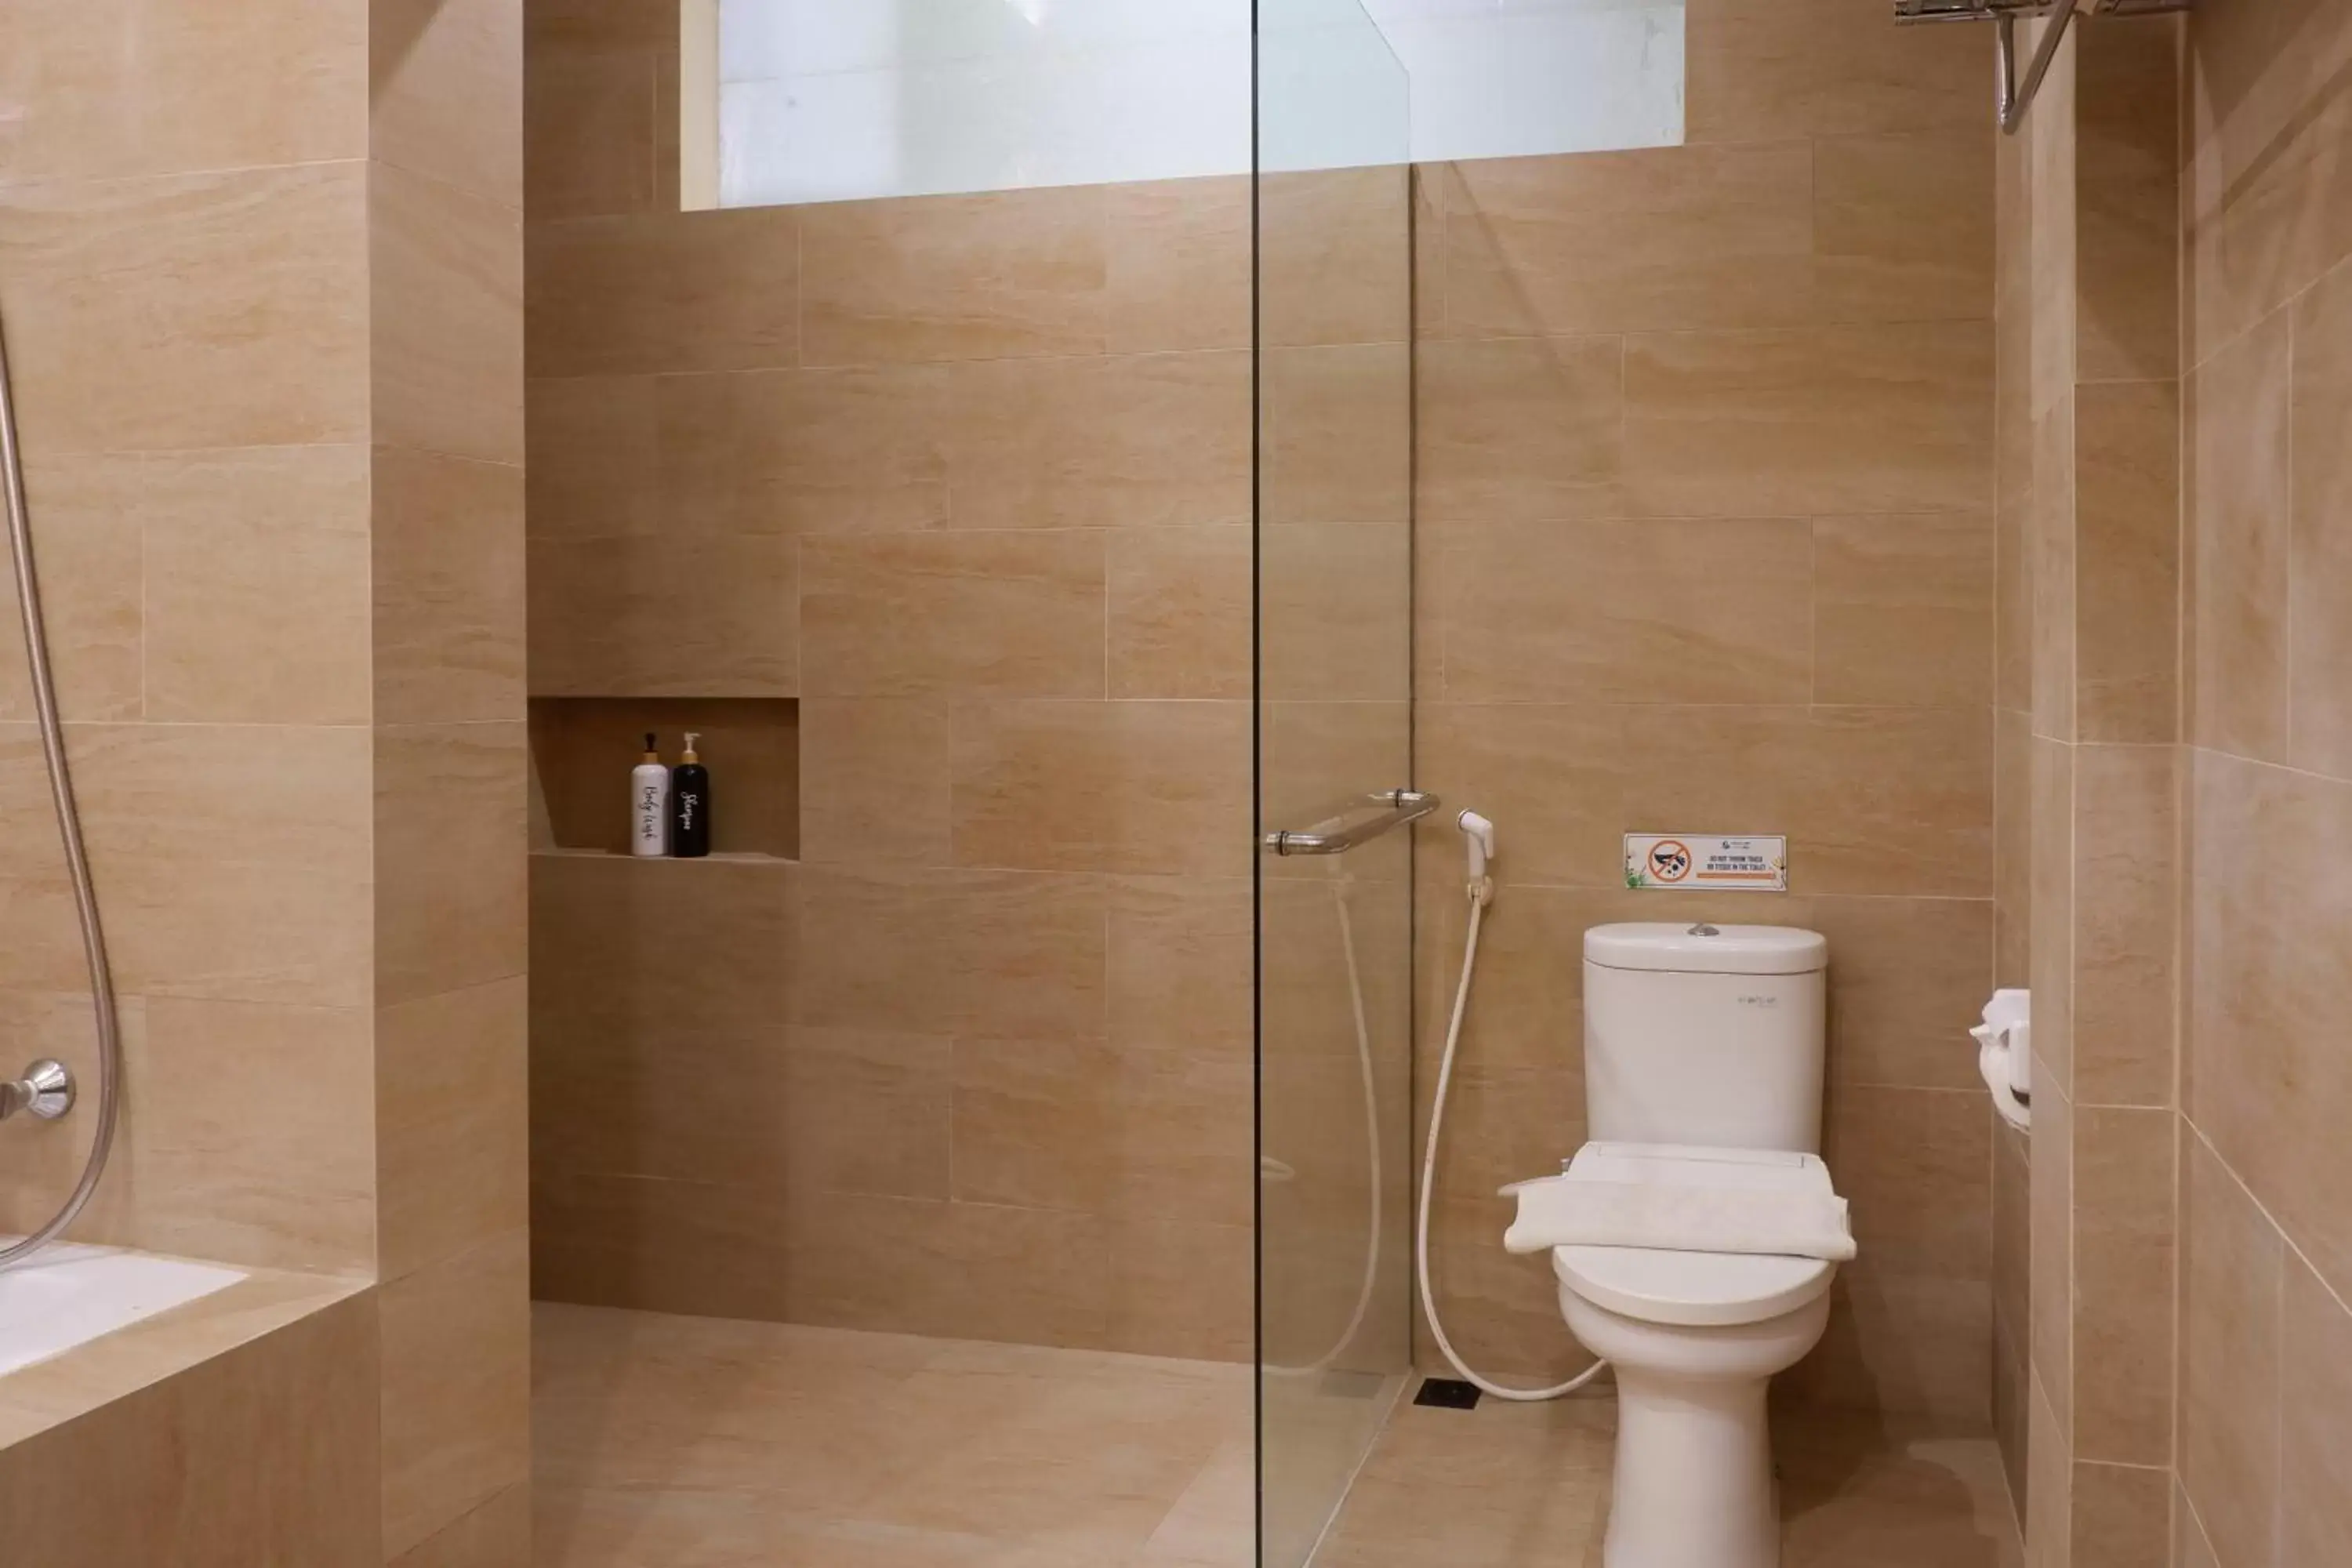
{"left": 1894, "top": 0, "right": 2190, "bottom": 136}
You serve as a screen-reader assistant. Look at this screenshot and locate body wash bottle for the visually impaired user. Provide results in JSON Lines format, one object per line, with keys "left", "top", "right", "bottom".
{"left": 631, "top": 733, "right": 669, "bottom": 857}
{"left": 670, "top": 731, "right": 710, "bottom": 858}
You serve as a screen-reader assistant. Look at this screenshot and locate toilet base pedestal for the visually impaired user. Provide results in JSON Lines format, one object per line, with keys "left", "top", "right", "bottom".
{"left": 1602, "top": 1368, "right": 1778, "bottom": 1568}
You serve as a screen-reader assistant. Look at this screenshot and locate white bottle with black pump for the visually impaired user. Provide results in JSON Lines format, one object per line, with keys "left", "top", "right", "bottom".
{"left": 630, "top": 733, "right": 669, "bottom": 858}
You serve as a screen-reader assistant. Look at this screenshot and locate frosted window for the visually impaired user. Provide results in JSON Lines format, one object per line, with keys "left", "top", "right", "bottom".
{"left": 709, "top": 0, "right": 1684, "bottom": 208}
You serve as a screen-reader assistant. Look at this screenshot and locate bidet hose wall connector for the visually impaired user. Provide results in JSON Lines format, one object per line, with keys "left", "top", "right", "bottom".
{"left": 0, "top": 303, "right": 123, "bottom": 1271}
{"left": 1414, "top": 878, "right": 1606, "bottom": 1402}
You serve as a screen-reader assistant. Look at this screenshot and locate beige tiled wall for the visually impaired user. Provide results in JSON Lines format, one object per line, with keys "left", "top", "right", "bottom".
{"left": 1995, "top": 19, "right": 2185, "bottom": 1565}
{"left": 523, "top": 0, "right": 1263, "bottom": 1359}
{"left": 2174, "top": 0, "right": 2352, "bottom": 1563}
{"left": 0, "top": 4, "right": 528, "bottom": 1565}
{"left": 1409, "top": 0, "right": 2002, "bottom": 1429}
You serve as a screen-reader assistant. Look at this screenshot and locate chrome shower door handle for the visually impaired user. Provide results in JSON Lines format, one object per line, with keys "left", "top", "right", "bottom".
{"left": 1263, "top": 790, "right": 1441, "bottom": 856}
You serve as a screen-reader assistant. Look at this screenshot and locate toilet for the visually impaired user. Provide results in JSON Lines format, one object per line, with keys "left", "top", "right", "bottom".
{"left": 1552, "top": 922, "right": 1839, "bottom": 1568}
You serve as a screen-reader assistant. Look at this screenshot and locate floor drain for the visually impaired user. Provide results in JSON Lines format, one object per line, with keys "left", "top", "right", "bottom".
{"left": 1413, "top": 1377, "right": 1481, "bottom": 1410}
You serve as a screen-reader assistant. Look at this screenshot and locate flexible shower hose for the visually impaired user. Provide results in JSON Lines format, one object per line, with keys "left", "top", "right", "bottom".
{"left": 0, "top": 303, "right": 123, "bottom": 1270}
{"left": 1414, "top": 876, "right": 1606, "bottom": 1402}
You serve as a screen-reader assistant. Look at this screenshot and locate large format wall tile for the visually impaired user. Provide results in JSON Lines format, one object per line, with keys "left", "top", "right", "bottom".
{"left": 799, "top": 697, "right": 954, "bottom": 865}
{"left": 528, "top": 207, "right": 799, "bottom": 377}
{"left": 1438, "top": 144, "right": 1815, "bottom": 339}
{"left": 1104, "top": 176, "right": 1250, "bottom": 354}
{"left": 109, "top": 998, "right": 376, "bottom": 1272}
{"left": 2185, "top": 0, "right": 2352, "bottom": 351}
{"left": 798, "top": 187, "right": 1109, "bottom": 365}
{"left": 0, "top": 0, "right": 367, "bottom": 186}
{"left": 2070, "top": 744, "right": 2176, "bottom": 1108}
{"left": 373, "top": 163, "right": 525, "bottom": 466}
{"left": 1435, "top": 518, "right": 1814, "bottom": 705}
{"left": 1415, "top": 336, "right": 1624, "bottom": 522}
{"left": 525, "top": 42, "right": 659, "bottom": 223}
{"left": 2187, "top": 307, "right": 2292, "bottom": 763}
{"left": 1259, "top": 167, "right": 1412, "bottom": 349}
{"left": 2071, "top": 1106, "right": 2173, "bottom": 1466}
{"left": 949, "top": 699, "right": 1252, "bottom": 878}
{"left": 2179, "top": 1131, "right": 2282, "bottom": 1568}
{"left": 2073, "top": 380, "right": 2180, "bottom": 743}
{"left": 1623, "top": 321, "right": 1994, "bottom": 518}
{"left": 1812, "top": 513, "right": 1996, "bottom": 706}
{"left": 782, "top": 1026, "right": 953, "bottom": 1202}
{"left": 377, "top": 977, "right": 528, "bottom": 1284}
{"left": 377, "top": 722, "right": 528, "bottom": 1005}
{"left": 2281, "top": 1252, "right": 2352, "bottom": 1564}
{"left": 2290, "top": 256, "right": 2352, "bottom": 779}
{"left": 1683, "top": 0, "right": 1986, "bottom": 143}
{"left": 373, "top": 446, "right": 528, "bottom": 725}
{"left": 138, "top": 445, "right": 374, "bottom": 725}
{"left": 0, "top": 164, "right": 370, "bottom": 455}
{"left": 791, "top": 865, "right": 1106, "bottom": 1042}
{"left": 372, "top": 0, "right": 523, "bottom": 209}
{"left": 1108, "top": 524, "right": 1253, "bottom": 700}
{"left": 2187, "top": 752, "right": 2352, "bottom": 1300}
{"left": 379, "top": 1231, "right": 532, "bottom": 1560}
{"left": 942, "top": 352, "right": 1251, "bottom": 530}
{"left": 800, "top": 531, "right": 1103, "bottom": 699}
{"left": 528, "top": 532, "right": 797, "bottom": 695}
{"left": 656, "top": 365, "right": 952, "bottom": 535}
{"left": 75, "top": 722, "right": 375, "bottom": 1008}
{"left": 0, "top": 454, "right": 144, "bottom": 723}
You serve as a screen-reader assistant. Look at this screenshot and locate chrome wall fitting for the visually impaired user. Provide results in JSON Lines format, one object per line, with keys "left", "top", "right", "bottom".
{"left": 0, "top": 1059, "right": 74, "bottom": 1122}
{"left": 1265, "top": 789, "right": 1441, "bottom": 857}
{"left": 1894, "top": 0, "right": 2190, "bottom": 135}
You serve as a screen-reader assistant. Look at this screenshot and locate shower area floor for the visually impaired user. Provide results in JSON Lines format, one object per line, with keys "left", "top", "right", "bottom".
{"left": 1313, "top": 1396, "right": 2023, "bottom": 1568}
{"left": 532, "top": 1303, "right": 1253, "bottom": 1568}
{"left": 532, "top": 1304, "right": 2020, "bottom": 1568}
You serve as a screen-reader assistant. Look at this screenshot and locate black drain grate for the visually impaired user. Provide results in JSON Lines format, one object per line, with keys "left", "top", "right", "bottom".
{"left": 1412, "top": 1377, "right": 1481, "bottom": 1410}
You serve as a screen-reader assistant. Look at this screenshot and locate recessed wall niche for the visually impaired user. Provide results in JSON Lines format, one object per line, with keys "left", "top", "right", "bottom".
{"left": 528, "top": 697, "right": 799, "bottom": 860}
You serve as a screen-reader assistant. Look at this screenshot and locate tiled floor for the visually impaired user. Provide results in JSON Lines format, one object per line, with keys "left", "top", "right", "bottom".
{"left": 1316, "top": 1391, "right": 2025, "bottom": 1568}
{"left": 534, "top": 1304, "right": 2022, "bottom": 1568}
{"left": 533, "top": 1303, "right": 1253, "bottom": 1568}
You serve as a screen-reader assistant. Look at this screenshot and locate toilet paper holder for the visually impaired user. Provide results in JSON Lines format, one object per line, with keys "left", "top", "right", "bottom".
{"left": 1970, "top": 989, "right": 2031, "bottom": 1131}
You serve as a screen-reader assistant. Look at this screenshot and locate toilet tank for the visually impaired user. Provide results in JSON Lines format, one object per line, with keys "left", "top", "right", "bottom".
{"left": 1583, "top": 923, "right": 1829, "bottom": 1153}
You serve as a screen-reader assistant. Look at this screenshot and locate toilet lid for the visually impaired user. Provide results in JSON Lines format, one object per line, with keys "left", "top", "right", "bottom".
{"left": 1550, "top": 1142, "right": 1839, "bottom": 1329}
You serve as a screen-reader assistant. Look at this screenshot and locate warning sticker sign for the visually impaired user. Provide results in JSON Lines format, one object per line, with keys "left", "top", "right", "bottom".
{"left": 1624, "top": 834, "right": 1788, "bottom": 893}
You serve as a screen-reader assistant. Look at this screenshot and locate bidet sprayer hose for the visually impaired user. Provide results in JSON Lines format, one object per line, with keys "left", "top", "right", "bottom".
{"left": 1415, "top": 874, "right": 1607, "bottom": 1402}
{"left": 0, "top": 301, "right": 123, "bottom": 1271}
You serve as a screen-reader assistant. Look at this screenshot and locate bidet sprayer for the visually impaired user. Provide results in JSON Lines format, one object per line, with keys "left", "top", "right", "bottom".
{"left": 1457, "top": 809, "right": 1496, "bottom": 884}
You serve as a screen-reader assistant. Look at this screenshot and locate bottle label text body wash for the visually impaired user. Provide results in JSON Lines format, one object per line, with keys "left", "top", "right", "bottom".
{"left": 632, "top": 733, "right": 670, "bottom": 857}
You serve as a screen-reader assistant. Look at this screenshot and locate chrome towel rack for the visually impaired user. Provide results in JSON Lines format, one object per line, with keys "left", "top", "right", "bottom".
{"left": 1894, "top": 0, "right": 2189, "bottom": 135}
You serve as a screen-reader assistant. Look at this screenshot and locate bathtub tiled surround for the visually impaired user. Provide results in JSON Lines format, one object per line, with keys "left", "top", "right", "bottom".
{"left": 0, "top": 1268, "right": 378, "bottom": 1563}
{"left": 0, "top": 1, "right": 528, "bottom": 1563}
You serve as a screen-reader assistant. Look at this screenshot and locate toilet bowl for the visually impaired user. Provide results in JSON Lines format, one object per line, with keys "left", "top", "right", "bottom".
{"left": 1549, "top": 1142, "right": 1839, "bottom": 1568}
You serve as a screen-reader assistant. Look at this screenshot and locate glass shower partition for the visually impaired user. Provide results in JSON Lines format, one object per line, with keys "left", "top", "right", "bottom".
{"left": 1254, "top": 7, "right": 1415, "bottom": 1565}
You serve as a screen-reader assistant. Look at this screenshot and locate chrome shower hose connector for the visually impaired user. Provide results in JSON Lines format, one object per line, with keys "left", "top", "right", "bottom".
{"left": 0, "top": 1058, "right": 73, "bottom": 1122}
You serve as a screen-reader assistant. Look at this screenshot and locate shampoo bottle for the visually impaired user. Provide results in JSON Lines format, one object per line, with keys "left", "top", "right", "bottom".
{"left": 630, "top": 733, "right": 669, "bottom": 858}
{"left": 670, "top": 731, "right": 711, "bottom": 858}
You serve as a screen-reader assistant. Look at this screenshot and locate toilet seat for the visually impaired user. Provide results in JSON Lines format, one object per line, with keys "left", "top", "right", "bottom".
{"left": 1549, "top": 1142, "right": 1839, "bottom": 1329}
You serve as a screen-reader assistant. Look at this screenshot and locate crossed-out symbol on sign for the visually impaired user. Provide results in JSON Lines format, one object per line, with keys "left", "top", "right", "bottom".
{"left": 1649, "top": 840, "right": 1693, "bottom": 883}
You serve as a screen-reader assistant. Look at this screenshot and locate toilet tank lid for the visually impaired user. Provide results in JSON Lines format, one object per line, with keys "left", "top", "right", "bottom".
{"left": 1585, "top": 923, "right": 1828, "bottom": 975}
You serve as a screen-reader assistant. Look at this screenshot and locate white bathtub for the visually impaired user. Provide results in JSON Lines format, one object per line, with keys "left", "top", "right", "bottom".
{"left": 0, "top": 1243, "right": 245, "bottom": 1378}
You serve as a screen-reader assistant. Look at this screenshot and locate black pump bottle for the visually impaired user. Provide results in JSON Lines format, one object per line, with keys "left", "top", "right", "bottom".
{"left": 670, "top": 731, "right": 711, "bottom": 858}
